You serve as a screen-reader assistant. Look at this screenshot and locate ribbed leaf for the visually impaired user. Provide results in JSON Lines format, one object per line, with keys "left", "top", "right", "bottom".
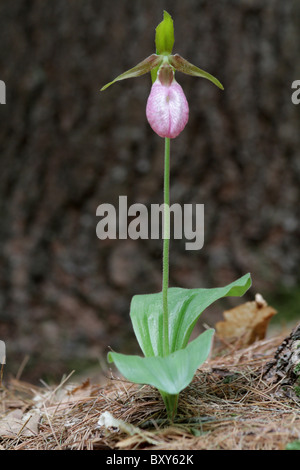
{"left": 108, "top": 329, "right": 214, "bottom": 395}
{"left": 130, "top": 273, "right": 251, "bottom": 357}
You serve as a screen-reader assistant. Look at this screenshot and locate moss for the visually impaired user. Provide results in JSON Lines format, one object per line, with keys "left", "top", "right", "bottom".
{"left": 222, "top": 373, "right": 240, "bottom": 384}
{"left": 294, "top": 385, "right": 300, "bottom": 398}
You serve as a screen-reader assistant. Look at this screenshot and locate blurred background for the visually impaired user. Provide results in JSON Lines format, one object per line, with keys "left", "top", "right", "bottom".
{"left": 0, "top": 0, "right": 299, "bottom": 383}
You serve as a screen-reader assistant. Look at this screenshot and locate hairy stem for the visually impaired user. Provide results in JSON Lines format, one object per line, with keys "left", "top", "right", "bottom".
{"left": 162, "top": 137, "right": 170, "bottom": 357}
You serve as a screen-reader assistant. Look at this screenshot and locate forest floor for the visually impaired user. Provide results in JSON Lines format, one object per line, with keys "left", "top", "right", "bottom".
{"left": 0, "top": 320, "right": 300, "bottom": 451}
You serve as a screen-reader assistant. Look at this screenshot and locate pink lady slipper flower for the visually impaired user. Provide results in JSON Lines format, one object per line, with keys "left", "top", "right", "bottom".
{"left": 146, "top": 64, "right": 189, "bottom": 139}
{"left": 101, "top": 12, "right": 227, "bottom": 421}
{"left": 101, "top": 11, "right": 223, "bottom": 139}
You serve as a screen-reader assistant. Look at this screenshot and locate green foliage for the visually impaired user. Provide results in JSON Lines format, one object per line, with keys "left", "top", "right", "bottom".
{"left": 108, "top": 329, "right": 214, "bottom": 396}
{"left": 294, "top": 363, "right": 300, "bottom": 374}
{"left": 286, "top": 440, "right": 300, "bottom": 450}
{"left": 293, "top": 385, "right": 300, "bottom": 397}
{"left": 108, "top": 274, "right": 251, "bottom": 419}
{"left": 130, "top": 273, "right": 251, "bottom": 357}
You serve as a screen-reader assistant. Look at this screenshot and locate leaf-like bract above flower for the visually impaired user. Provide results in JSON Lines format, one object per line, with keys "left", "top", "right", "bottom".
{"left": 100, "top": 54, "right": 163, "bottom": 91}
{"left": 170, "top": 54, "right": 224, "bottom": 90}
{"left": 155, "top": 10, "right": 175, "bottom": 55}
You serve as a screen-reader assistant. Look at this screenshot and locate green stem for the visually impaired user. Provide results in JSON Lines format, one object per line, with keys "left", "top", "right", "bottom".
{"left": 160, "top": 391, "right": 178, "bottom": 421}
{"left": 162, "top": 137, "right": 170, "bottom": 357}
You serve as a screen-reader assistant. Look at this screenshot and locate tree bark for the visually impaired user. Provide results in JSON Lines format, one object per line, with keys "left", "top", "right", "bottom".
{"left": 263, "top": 323, "right": 300, "bottom": 398}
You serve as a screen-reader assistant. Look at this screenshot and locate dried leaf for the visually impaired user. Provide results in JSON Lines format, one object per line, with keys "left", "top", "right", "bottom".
{"left": 97, "top": 411, "right": 159, "bottom": 446}
{"left": 97, "top": 411, "right": 139, "bottom": 435}
{"left": 69, "top": 378, "right": 90, "bottom": 395}
{"left": 215, "top": 294, "right": 277, "bottom": 346}
{"left": 0, "top": 409, "right": 40, "bottom": 438}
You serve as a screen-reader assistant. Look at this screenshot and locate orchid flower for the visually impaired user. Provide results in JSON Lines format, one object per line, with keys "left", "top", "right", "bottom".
{"left": 101, "top": 11, "right": 223, "bottom": 139}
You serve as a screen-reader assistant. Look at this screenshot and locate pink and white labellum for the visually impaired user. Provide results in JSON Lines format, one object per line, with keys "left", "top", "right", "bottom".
{"left": 146, "top": 65, "right": 189, "bottom": 139}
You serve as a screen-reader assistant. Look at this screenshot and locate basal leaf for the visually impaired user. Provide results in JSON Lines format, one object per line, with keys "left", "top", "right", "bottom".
{"left": 130, "top": 273, "right": 251, "bottom": 357}
{"left": 108, "top": 329, "right": 214, "bottom": 395}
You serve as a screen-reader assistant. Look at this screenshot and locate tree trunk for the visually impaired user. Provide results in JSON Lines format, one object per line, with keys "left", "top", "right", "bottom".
{"left": 263, "top": 323, "right": 300, "bottom": 398}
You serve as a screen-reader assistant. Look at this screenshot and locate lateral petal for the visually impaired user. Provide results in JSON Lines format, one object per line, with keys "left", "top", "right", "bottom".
{"left": 170, "top": 54, "right": 224, "bottom": 90}
{"left": 101, "top": 54, "right": 163, "bottom": 91}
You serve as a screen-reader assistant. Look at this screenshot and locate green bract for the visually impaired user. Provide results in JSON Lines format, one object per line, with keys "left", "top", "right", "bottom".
{"left": 155, "top": 10, "right": 175, "bottom": 55}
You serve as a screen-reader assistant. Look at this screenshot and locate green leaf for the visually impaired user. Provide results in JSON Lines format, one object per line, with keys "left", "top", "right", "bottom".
{"left": 108, "top": 329, "right": 214, "bottom": 395}
{"left": 286, "top": 440, "right": 300, "bottom": 450}
{"left": 130, "top": 274, "right": 251, "bottom": 357}
{"left": 155, "top": 11, "right": 174, "bottom": 55}
{"left": 100, "top": 54, "right": 162, "bottom": 91}
{"left": 170, "top": 54, "right": 224, "bottom": 90}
